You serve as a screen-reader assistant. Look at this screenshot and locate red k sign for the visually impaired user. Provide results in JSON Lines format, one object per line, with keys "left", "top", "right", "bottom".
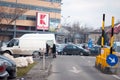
{"left": 36, "top": 12, "right": 49, "bottom": 30}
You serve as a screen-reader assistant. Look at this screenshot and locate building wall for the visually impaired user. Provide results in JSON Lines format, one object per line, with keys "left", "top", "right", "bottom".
{"left": 0, "top": 0, "right": 62, "bottom": 41}
{"left": 0, "top": 0, "right": 61, "bottom": 28}
{"left": 113, "top": 33, "right": 120, "bottom": 42}
{"left": 88, "top": 33, "right": 101, "bottom": 44}
{"left": 89, "top": 32, "right": 120, "bottom": 45}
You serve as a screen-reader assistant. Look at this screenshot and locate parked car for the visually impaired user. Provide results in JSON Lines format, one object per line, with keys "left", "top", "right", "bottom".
{"left": 56, "top": 44, "right": 67, "bottom": 55}
{"left": 0, "top": 60, "right": 9, "bottom": 79}
{"left": 63, "top": 44, "right": 90, "bottom": 56}
{"left": 77, "top": 43, "right": 88, "bottom": 49}
{"left": 0, "top": 55, "right": 17, "bottom": 79}
{"left": 89, "top": 45, "right": 101, "bottom": 56}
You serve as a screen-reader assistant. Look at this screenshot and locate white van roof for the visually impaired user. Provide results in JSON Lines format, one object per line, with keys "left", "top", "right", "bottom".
{"left": 19, "top": 33, "right": 56, "bottom": 44}
{"left": 20, "top": 33, "right": 55, "bottom": 39}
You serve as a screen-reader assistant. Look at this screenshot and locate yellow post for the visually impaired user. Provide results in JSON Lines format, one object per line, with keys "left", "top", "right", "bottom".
{"left": 95, "top": 14, "right": 106, "bottom": 69}
{"left": 101, "top": 14, "right": 105, "bottom": 48}
{"left": 110, "top": 16, "right": 114, "bottom": 54}
{"left": 100, "top": 14, "right": 105, "bottom": 69}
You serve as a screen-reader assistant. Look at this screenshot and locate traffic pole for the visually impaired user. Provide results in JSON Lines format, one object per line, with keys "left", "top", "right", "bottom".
{"left": 95, "top": 14, "right": 105, "bottom": 71}
{"left": 101, "top": 14, "right": 105, "bottom": 48}
{"left": 110, "top": 16, "right": 115, "bottom": 54}
{"left": 42, "top": 48, "right": 45, "bottom": 70}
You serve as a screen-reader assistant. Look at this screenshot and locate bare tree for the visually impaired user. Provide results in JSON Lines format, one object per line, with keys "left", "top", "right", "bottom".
{"left": 0, "top": 6, "right": 28, "bottom": 30}
{"left": 72, "top": 21, "right": 80, "bottom": 33}
{"left": 65, "top": 21, "right": 94, "bottom": 43}
{"left": 0, "top": 6, "right": 28, "bottom": 49}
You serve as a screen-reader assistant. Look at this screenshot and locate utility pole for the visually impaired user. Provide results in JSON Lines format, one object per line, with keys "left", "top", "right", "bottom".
{"left": 13, "top": 0, "right": 17, "bottom": 38}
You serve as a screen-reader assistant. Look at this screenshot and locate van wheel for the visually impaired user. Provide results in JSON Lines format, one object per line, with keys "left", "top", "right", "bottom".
{"left": 3, "top": 51, "right": 12, "bottom": 55}
{"left": 32, "top": 51, "right": 41, "bottom": 59}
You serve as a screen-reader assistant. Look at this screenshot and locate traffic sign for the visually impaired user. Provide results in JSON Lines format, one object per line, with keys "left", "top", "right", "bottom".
{"left": 88, "top": 38, "right": 93, "bottom": 48}
{"left": 106, "top": 54, "right": 118, "bottom": 66}
{"left": 36, "top": 12, "right": 49, "bottom": 30}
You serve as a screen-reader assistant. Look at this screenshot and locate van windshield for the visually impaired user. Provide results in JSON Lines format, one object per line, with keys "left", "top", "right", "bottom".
{"left": 7, "top": 39, "right": 19, "bottom": 47}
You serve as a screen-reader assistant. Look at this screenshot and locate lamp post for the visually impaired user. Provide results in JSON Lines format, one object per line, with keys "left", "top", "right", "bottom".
{"left": 61, "top": 16, "right": 70, "bottom": 26}
{"left": 13, "top": 0, "right": 17, "bottom": 38}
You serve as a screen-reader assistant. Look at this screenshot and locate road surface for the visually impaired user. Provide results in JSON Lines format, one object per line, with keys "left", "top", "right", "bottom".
{"left": 47, "top": 55, "right": 120, "bottom": 80}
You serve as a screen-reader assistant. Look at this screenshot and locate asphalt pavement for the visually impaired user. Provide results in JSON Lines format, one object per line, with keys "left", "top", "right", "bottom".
{"left": 17, "top": 55, "right": 120, "bottom": 80}
{"left": 14, "top": 56, "right": 53, "bottom": 80}
{"left": 48, "top": 56, "right": 120, "bottom": 80}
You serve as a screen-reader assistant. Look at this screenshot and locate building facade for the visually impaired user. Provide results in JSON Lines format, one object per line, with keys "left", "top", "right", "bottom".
{"left": 0, "top": 0, "right": 62, "bottom": 41}
{"left": 89, "top": 23, "right": 120, "bottom": 45}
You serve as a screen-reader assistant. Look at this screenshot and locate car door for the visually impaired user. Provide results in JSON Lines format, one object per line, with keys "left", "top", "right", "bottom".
{"left": 72, "top": 46, "right": 82, "bottom": 55}
{"left": 63, "top": 45, "right": 73, "bottom": 55}
{"left": 66, "top": 45, "right": 79, "bottom": 55}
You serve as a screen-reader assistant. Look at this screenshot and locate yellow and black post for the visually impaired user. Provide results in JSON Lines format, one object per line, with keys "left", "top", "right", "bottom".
{"left": 110, "top": 16, "right": 114, "bottom": 54}
{"left": 95, "top": 15, "right": 117, "bottom": 74}
{"left": 101, "top": 14, "right": 105, "bottom": 48}
{"left": 95, "top": 14, "right": 106, "bottom": 70}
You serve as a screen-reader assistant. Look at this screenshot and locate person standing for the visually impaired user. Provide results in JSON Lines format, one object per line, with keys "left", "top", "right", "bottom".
{"left": 46, "top": 43, "right": 49, "bottom": 56}
{"left": 52, "top": 44, "right": 56, "bottom": 58}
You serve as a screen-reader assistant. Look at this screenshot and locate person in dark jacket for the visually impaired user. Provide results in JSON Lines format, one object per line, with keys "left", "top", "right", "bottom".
{"left": 52, "top": 44, "right": 56, "bottom": 58}
{"left": 46, "top": 43, "right": 49, "bottom": 56}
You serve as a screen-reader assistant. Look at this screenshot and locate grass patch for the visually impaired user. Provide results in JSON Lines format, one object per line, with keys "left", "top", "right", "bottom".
{"left": 17, "top": 62, "right": 37, "bottom": 77}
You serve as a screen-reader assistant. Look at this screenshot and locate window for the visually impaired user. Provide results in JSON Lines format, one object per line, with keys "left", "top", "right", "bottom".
{"left": 40, "top": 0, "right": 61, "bottom": 3}
{"left": 26, "top": 16, "right": 36, "bottom": 21}
{"left": 0, "top": 1, "right": 61, "bottom": 13}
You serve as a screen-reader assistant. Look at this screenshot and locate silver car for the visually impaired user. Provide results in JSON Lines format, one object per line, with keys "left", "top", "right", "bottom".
{"left": 0, "top": 55, "right": 17, "bottom": 79}
{"left": 0, "top": 60, "right": 9, "bottom": 80}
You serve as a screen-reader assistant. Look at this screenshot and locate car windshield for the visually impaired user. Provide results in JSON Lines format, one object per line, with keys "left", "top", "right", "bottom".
{"left": 57, "top": 44, "right": 66, "bottom": 49}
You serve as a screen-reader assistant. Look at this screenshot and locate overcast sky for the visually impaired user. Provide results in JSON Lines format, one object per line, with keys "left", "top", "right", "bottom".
{"left": 61, "top": 0, "right": 120, "bottom": 29}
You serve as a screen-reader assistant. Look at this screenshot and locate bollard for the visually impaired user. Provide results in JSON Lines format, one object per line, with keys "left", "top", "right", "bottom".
{"left": 43, "top": 53, "right": 45, "bottom": 70}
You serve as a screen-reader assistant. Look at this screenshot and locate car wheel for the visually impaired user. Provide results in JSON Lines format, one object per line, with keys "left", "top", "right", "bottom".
{"left": 63, "top": 52, "right": 67, "bottom": 55}
{"left": 61, "top": 52, "right": 63, "bottom": 55}
{"left": 32, "top": 51, "right": 41, "bottom": 59}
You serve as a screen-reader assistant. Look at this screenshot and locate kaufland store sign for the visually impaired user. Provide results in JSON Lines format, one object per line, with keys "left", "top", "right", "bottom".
{"left": 36, "top": 12, "right": 49, "bottom": 30}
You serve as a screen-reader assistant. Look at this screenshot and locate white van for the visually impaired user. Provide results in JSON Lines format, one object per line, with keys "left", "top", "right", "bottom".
{"left": 1, "top": 33, "right": 56, "bottom": 57}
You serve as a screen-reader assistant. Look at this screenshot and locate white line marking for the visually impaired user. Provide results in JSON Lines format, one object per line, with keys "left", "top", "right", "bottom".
{"left": 69, "top": 66, "right": 81, "bottom": 73}
{"left": 112, "top": 75, "right": 120, "bottom": 80}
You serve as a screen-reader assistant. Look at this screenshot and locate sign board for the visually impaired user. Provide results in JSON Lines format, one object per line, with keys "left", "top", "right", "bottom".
{"left": 36, "top": 12, "right": 49, "bottom": 30}
{"left": 106, "top": 54, "right": 118, "bottom": 66}
{"left": 88, "top": 38, "right": 93, "bottom": 48}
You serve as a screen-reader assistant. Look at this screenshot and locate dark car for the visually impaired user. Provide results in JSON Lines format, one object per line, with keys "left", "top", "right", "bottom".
{"left": 56, "top": 44, "right": 67, "bottom": 55}
{"left": 0, "top": 55, "right": 17, "bottom": 79}
{"left": 89, "top": 45, "right": 101, "bottom": 56}
{"left": 0, "top": 60, "right": 9, "bottom": 79}
{"left": 63, "top": 44, "right": 90, "bottom": 56}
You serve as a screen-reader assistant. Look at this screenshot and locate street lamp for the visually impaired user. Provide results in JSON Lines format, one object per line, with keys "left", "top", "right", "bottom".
{"left": 61, "top": 16, "right": 70, "bottom": 26}
{"left": 13, "top": 0, "right": 17, "bottom": 38}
